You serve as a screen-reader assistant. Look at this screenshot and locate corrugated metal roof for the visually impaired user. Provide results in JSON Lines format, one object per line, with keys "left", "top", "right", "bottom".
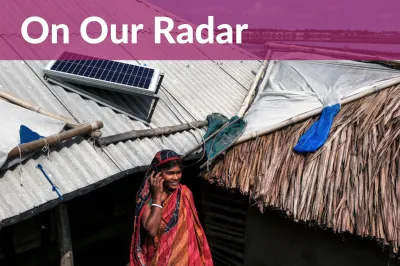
{"left": 0, "top": 1, "right": 261, "bottom": 226}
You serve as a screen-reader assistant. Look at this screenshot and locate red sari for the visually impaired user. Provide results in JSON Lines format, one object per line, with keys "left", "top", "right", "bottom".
{"left": 130, "top": 179, "right": 213, "bottom": 266}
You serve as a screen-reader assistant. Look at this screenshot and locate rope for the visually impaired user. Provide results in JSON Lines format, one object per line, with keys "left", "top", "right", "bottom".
{"left": 17, "top": 146, "right": 23, "bottom": 183}
{"left": 154, "top": 91, "right": 205, "bottom": 157}
{"left": 87, "top": 136, "right": 96, "bottom": 149}
{"left": 158, "top": 90, "right": 207, "bottom": 167}
{"left": 147, "top": 122, "right": 168, "bottom": 150}
{"left": 40, "top": 139, "right": 60, "bottom": 189}
{"left": 41, "top": 138, "right": 51, "bottom": 160}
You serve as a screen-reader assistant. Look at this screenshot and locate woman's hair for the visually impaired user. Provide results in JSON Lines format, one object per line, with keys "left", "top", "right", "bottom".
{"left": 159, "top": 159, "right": 183, "bottom": 172}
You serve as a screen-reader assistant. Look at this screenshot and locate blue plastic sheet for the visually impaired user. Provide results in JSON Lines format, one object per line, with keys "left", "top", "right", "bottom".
{"left": 294, "top": 104, "right": 340, "bottom": 153}
{"left": 20, "top": 125, "right": 44, "bottom": 144}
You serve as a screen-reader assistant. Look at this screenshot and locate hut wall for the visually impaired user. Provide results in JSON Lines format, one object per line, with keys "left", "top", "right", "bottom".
{"left": 244, "top": 206, "right": 398, "bottom": 266}
{"left": 201, "top": 184, "right": 249, "bottom": 266}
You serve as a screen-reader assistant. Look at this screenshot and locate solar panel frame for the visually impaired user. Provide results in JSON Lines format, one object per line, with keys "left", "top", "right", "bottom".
{"left": 47, "top": 77, "right": 158, "bottom": 124}
{"left": 43, "top": 52, "right": 161, "bottom": 97}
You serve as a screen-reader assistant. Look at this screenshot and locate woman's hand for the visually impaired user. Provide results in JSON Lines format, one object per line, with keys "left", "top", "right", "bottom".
{"left": 149, "top": 171, "right": 164, "bottom": 200}
{"left": 142, "top": 171, "right": 164, "bottom": 237}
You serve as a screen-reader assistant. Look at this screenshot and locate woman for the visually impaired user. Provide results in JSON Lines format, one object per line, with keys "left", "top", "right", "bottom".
{"left": 130, "top": 149, "right": 213, "bottom": 266}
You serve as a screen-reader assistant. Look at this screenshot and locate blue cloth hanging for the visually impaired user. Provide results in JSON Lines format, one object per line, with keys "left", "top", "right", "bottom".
{"left": 294, "top": 104, "right": 340, "bottom": 153}
{"left": 19, "top": 125, "right": 44, "bottom": 144}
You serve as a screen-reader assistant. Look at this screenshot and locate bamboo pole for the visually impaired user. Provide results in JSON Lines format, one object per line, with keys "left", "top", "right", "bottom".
{"left": 0, "top": 91, "right": 79, "bottom": 128}
{"left": 183, "top": 53, "right": 272, "bottom": 159}
{"left": 197, "top": 58, "right": 273, "bottom": 168}
{"left": 56, "top": 204, "right": 74, "bottom": 266}
{"left": 97, "top": 120, "right": 208, "bottom": 145}
{"left": 0, "top": 91, "right": 101, "bottom": 138}
{"left": 235, "top": 77, "right": 400, "bottom": 145}
{"left": 252, "top": 59, "right": 276, "bottom": 103}
{"left": 7, "top": 121, "right": 103, "bottom": 159}
{"left": 237, "top": 52, "right": 270, "bottom": 117}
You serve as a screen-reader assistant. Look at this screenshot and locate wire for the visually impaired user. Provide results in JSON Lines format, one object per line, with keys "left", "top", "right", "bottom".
{"left": 158, "top": 89, "right": 207, "bottom": 167}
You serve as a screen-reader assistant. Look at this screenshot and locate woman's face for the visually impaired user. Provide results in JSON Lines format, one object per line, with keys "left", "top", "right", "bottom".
{"left": 161, "top": 165, "right": 182, "bottom": 191}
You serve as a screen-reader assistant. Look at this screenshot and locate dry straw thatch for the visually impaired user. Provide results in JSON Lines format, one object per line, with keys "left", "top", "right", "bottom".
{"left": 204, "top": 86, "right": 400, "bottom": 252}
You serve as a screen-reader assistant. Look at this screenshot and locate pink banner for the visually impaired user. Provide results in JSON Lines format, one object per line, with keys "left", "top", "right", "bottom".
{"left": 0, "top": 0, "right": 400, "bottom": 60}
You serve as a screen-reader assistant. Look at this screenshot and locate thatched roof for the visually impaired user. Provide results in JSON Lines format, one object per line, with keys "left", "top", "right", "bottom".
{"left": 204, "top": 86, "right": 400, "bottom": 252}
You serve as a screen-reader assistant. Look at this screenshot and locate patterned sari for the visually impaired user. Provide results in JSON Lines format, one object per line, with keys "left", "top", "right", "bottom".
{"left": 130, "top": 150, "right": 213, "bottom": 266}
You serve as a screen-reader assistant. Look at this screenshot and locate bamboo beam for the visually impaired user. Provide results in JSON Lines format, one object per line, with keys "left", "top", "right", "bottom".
{"left": 56, "top": 204, "right": 74, "bottom": 266}
{"left": 7, "top": 121, "right": 103, "bottom": 159}
{"left": 237, "top": 55, "right": 269, "bottom": 117}
{"left": 183, "top": 53, "right": 271, "bottom": 159}
{"left": 0, "top": 91, "right": 101, "bottom": 138}
{"left": 0, "top": 91, "right": 78, "bottom": 128}
{"left": 97, "top": 120, "right": 208, "bottom": 145}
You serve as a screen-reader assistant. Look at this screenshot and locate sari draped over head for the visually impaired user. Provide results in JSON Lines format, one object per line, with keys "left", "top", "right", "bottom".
{"left": 130, "top": 150, "right": 213, "bottom": 266}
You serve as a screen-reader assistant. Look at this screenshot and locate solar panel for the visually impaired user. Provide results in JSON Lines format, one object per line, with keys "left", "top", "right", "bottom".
{"left": 43, "top": 52, "right": 161, "bottom": 97}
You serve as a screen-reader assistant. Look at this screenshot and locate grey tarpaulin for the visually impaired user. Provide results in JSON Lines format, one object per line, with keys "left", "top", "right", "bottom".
{"left": 243, "top": 60, "right": 400, "bottom": 135}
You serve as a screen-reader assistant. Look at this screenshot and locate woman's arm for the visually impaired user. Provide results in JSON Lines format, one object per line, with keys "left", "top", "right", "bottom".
{"left": 141, "top": 172, "right": 164, "bottom": 237}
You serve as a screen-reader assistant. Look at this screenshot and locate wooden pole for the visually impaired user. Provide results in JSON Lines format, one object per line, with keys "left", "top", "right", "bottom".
{"left": 0, "top": 91, "right": 101, "bottom": 138}
{"left": 97, "top": 120, "right": 208, "bottom": 145}
{"left": 237, "top": 57, "right": 269, "bottom": 117}
{"left": 56, "top": 203, "right": 74, "bottom": 266}
{"left": 7, "top": 121, "right": 103, "bottom": 159}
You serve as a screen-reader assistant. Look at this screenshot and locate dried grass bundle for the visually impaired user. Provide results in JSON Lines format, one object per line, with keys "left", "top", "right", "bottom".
{"left": 204, "top": 86, "right": 400, "bottom": 252}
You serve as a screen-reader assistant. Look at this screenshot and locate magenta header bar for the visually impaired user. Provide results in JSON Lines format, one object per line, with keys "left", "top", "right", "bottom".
{"left": 1, "top": 0, "right": 400, "bottom": 60}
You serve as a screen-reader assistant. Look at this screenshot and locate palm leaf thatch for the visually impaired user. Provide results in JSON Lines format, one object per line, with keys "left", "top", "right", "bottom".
{"left": 204, "top": 86, "right": 400, "bottom": 252}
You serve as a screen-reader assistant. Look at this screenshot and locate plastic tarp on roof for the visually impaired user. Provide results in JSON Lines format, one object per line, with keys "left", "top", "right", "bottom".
{"left": 0, "top": 100, "right": 65, "bottom": 170}
{"left": 243, "top": 60, "right": 400, "bottom": 135}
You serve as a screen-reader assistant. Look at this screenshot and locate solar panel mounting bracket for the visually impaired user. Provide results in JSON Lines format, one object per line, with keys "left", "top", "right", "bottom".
{"left": 46, "top": 77, "right": 158, "bottom": 125}
{"left": 147, "top": 73, "right": 164, "bottom": 121}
